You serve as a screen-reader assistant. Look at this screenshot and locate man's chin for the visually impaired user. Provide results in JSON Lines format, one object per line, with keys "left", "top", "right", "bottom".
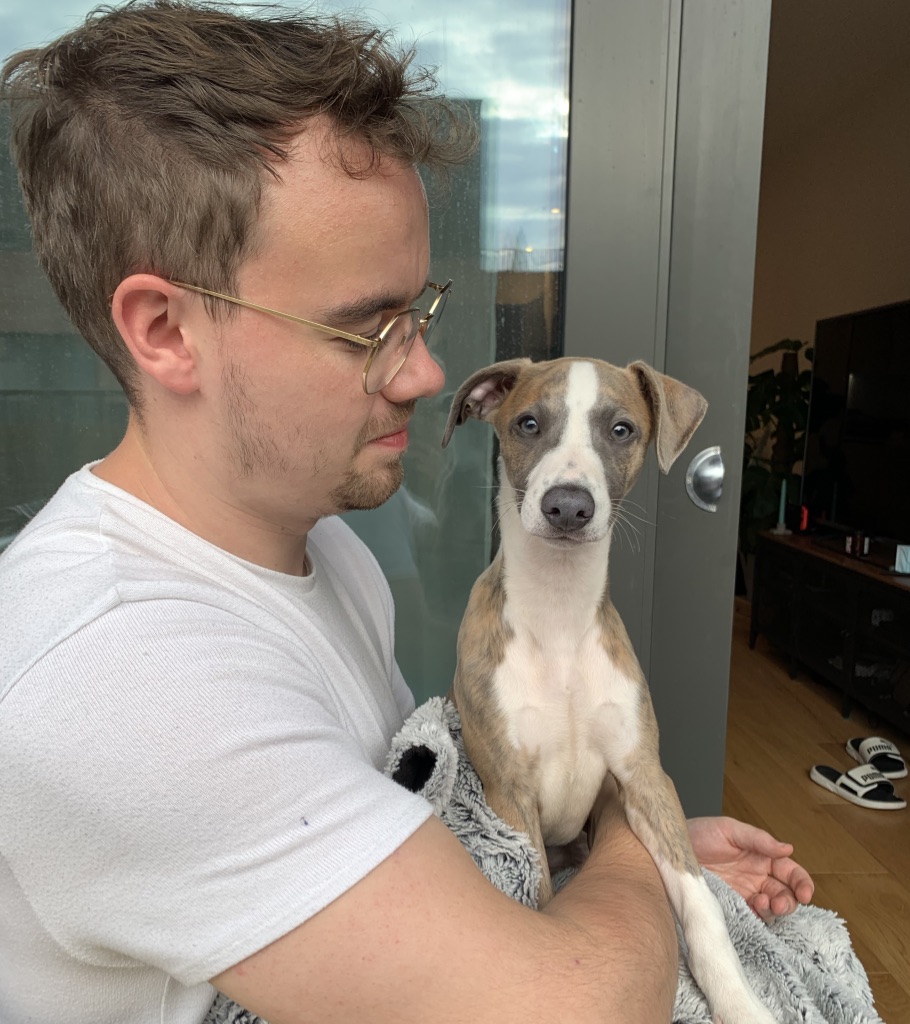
{"left": 330, "top": 459, "right": 404, "bottom": 513}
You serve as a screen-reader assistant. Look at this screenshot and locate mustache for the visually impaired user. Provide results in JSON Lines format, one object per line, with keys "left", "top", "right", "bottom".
{"left": 353, "top": 400, "right": 417, "bottom": 451}
{"left": 368, "top": 401, "right": 416, "bottom": 439}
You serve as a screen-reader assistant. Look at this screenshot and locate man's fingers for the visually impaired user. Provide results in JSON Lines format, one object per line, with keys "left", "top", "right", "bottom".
{"left": 771, "top": 857, "right": 815, "bottom": 904}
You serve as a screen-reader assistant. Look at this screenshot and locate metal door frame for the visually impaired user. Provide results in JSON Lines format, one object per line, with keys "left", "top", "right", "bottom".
{"left": 563, "top": 0, "right": 772, "bottom": 812}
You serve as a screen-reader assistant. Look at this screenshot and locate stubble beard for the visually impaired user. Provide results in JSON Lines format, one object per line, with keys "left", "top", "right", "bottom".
{"left": 329, "top": 402, "right": 415, "bottom": 512}
{"left": 223, "top": 361, "right": 290, "bottom": 480}
{"left": 222, "top": 359, "right": 413, "bottom": 513}
{"left": 330, "top": 454, "right": 405, "bottom": 511}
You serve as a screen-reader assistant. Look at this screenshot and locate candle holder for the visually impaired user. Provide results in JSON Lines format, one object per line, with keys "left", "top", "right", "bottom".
{"left": 771, "top": 477, "right": 792, "bottom": 536}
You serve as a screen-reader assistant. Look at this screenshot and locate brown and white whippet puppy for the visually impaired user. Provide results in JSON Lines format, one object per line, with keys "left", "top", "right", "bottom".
{"left": 441, "top": 356, "right": 775, "bottom": 1024}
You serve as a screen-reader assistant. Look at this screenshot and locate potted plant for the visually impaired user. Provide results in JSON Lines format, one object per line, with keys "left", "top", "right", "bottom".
{"left": 738, "top": 338, "right": 813, "bottom": 585}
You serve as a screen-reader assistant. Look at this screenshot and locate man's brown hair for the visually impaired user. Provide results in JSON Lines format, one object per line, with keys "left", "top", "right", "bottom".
{"left": 1, "top": 0, "right": 474, "bottom": 405}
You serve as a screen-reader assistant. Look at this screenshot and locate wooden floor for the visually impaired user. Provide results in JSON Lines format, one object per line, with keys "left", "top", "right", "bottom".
{"left": 725, "top": 598, "right": 910, "bottom": 1024}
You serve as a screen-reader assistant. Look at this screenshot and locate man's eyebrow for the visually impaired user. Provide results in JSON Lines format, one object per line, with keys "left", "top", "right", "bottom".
{"left": 314, "top": 279, "right": 431, "bottom": 327}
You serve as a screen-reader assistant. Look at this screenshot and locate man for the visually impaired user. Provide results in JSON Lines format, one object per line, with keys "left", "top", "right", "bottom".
{"left": 0, "top": 4, "right": 813, "bottom": 1023}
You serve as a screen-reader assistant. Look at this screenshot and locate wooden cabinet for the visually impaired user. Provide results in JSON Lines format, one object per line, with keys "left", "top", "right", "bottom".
{"left": 750, "top": 532, "right": 910, "bottom": 735}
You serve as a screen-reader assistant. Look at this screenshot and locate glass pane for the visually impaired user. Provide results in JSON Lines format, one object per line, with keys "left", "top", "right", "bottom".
{"left": 0, "top": 3, "right": 571, "bottom": 704}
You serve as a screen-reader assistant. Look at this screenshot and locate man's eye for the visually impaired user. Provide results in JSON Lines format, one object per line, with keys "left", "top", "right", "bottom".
{"left": 339, "top": 325, "right": 380, "bottom": 351}
{"left": 341, "top": 338, "right": 368, "bottom": 353}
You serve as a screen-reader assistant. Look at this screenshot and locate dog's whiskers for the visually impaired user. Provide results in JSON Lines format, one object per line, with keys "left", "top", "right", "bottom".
{"left": 616, "top": 496, "right": 649, "bottom": 516}
{"left": 613, "top": 518, "right": 639, "bottom": 554}
{"left": 490, "top": 497, "right": 521, "bottom": 541}
{"left": 613, "top": 499, "right": 655, "bottom": 529}
{"left": 609, "top": 508, "right": 643, "bottom": 553}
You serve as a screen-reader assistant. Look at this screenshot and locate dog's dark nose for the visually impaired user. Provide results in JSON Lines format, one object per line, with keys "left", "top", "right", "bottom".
{"left": 540, "top": 486, "right": 595, "bottom": 532}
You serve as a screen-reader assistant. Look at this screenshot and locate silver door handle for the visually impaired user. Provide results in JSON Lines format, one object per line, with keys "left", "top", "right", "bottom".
{"left": 685, "top": 446, "right": 724, "bottom": 512}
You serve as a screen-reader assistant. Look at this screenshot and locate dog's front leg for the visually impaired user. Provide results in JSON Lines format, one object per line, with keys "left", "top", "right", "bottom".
{"left": 614, "top": 749, "right": 776, "bottom": 1024}
{"left": 478, "top": 776, "right": 555, "bottom": 907}
{"left": 451, "top": 564, "right": 556, "bottom": 908}
{"left": 454, "top": 712, "right": 552, "bottom": 905}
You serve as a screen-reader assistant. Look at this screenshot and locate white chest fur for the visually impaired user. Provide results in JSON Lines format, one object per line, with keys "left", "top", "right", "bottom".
{"left": 493, "top": 526, "right": 642, "bottom": 845}
{"left": 494, "top": 626, "right": 640, "bottom": 844}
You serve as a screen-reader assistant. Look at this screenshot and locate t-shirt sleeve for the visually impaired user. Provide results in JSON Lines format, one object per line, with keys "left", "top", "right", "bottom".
{"left": 0, "top": 601, "right": 432, "bottom": 986}
{"left": 390, "top": 659, "right": 417, "bottom": 721}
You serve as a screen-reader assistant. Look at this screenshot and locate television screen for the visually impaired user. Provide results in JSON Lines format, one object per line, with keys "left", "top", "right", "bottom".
{"left": 801, "top": 299, "right": 910, "bottom": 544}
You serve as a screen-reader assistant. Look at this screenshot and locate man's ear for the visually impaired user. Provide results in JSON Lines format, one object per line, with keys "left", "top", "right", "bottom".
{"left": 629, "top": 361, "right": 708, "bottom": 473}
{"left": 441, "top": 358, "right": 531, "bottom": 448}
{"left": 111, "top": 275, "right": 201, "bottom": 396}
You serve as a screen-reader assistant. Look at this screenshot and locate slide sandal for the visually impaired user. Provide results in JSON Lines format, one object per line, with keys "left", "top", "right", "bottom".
{"left": 846, "top": 736, "right": 907, "bottom": 779}
{"left": 809, "top": 764, "right": 906, "bottom": 810}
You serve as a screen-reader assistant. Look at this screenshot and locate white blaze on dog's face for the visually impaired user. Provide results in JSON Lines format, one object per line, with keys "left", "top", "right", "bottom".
{"left": 492, "top": 360, "right": 656, "bottom": 543}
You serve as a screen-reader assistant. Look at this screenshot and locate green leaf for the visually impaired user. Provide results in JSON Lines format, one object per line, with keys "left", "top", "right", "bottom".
{"left": 749, "top": 338, "right": 806, "bottom": 363}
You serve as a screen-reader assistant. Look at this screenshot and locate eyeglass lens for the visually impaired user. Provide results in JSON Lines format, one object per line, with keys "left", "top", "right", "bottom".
{"left": 363, "top": 283, "right": 449, "bottom": 394}
{"left": 365, "top": 309, "right": 420, "bottom": 393}
{"left": 423, "top": 285, "right": 449, "bottom": 341}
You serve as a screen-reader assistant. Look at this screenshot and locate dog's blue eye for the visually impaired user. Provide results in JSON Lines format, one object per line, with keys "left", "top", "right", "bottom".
{"left": 612, "top": 421, "right": 633, "bottom": 440}
{"left": 517, "top": 415, "right": 539, "bottom": 435}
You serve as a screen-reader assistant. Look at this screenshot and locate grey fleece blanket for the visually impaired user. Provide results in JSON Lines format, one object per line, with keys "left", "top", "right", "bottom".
{"left": 205, "top": 697, "right": 885, "bottom": 1024}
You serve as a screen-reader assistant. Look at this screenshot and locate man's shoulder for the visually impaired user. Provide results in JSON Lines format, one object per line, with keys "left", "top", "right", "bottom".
{"left": 1, "top": 466, "right": 117, "bottom": 595}
{"left": 0, "top": 466, "right": 256, "bottom": 696}
{"left": 1, "top": 464, "right": 216, "bottom": 596}
{"left": 0, "top": 469, "right": 118, "bottom": 695}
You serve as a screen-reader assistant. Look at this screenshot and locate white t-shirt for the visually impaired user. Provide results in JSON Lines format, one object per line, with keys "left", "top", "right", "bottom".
{"left": 0, "top": 466, "right": 433, "bottom": 1024}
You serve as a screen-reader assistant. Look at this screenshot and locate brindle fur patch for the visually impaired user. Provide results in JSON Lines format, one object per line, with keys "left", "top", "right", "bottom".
{"left": 488, "top": 361, "right": 573, "bottom": 498}
{"left": 630, "top": 361, "right": 708, "bottom": 473}
{"left": 450, "top": 551, "right": 552, "bottom": 896}
{"left": 586, "top": 362, "right": 655, "bottom": 502}
{"left": 596, "top": 601, "right": 700, "bottom": 877}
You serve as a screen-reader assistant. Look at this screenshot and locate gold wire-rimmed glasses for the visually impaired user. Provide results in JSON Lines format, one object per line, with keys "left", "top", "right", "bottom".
{"left": 169, "top": 278, "right": 453, "bottom": 394}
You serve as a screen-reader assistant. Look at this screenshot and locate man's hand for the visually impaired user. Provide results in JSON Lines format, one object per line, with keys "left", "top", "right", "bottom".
{"left": 687, "top": 816, "right": 815, "bottom": 920}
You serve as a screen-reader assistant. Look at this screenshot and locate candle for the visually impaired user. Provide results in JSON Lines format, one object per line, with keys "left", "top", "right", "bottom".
{"left": 778, "top": 478, "right": 787, "bottom": 525}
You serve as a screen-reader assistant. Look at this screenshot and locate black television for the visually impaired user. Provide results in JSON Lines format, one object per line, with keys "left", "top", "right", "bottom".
{"left": 800, "top": 298, "right": 910, "bottom": 546}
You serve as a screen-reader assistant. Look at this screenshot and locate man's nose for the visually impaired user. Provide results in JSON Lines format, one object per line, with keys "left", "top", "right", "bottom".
{"left": 381, "top": 333, "right": 445, "bottom": 402}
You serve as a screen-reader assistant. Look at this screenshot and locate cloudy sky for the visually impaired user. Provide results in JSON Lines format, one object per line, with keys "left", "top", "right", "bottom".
{"left": 1, "top": 0, "right": 571, "bottom": 260}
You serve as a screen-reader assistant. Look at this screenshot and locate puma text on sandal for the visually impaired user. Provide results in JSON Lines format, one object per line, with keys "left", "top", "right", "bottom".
{"left": 845, "top": 736, "right": 907, "bottom": 779}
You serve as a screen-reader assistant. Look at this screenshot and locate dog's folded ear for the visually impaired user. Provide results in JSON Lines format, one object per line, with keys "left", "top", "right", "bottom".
{"left": 441, "top": 358, "right": 532, "bottom": 448}
{"left": 630, "top": 361, "right": 708, "bottom": 473}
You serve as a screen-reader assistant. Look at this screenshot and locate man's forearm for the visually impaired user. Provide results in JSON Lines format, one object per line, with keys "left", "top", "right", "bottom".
{"left": 213, "top": 816, "right": 679, "bottom": 1024}
{"left": 541, "top": 817, "right": 678, "bottom": 1023}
